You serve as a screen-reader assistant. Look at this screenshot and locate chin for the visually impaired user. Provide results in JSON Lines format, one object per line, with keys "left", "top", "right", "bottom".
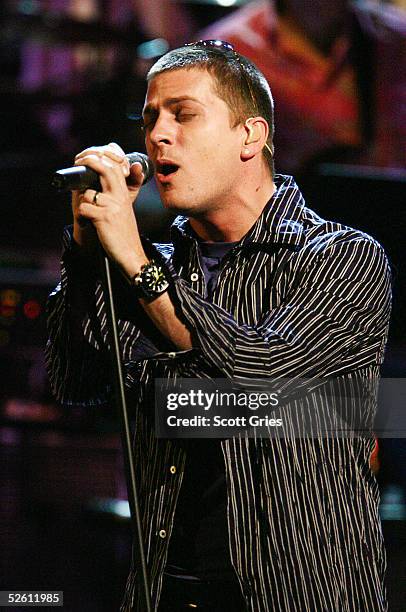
{"left": 159, "top": 186, "right": 214, "bottom": 217}
{"left": 160, "top": 192, "right": 196, "bottom": 215}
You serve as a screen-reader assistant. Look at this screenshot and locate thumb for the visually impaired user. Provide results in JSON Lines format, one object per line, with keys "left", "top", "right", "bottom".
{"left": 127, "top": 161, "right": 147, "bottom": 195}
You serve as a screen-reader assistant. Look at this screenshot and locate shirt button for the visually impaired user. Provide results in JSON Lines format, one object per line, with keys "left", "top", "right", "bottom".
{"left": 190, "top": 272, "right": 199, "bottom": 282}
{"left": 167, "top": 352, "right": 176, "bottom": 359}
{"left": 159, "top": 529, "right": 167, "bottom": 539}
{"left": 169, "top": 465, "right": 177, "bottom": 474}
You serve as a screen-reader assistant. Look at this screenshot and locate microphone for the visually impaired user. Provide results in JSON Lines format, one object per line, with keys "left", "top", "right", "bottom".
{"left": 51, "top": 152, "right": 154, "bottom": 192}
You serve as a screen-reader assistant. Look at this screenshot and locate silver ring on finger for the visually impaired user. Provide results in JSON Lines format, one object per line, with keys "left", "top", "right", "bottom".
{"left": 92, "top": 191, "right": 100, "bottom": 206}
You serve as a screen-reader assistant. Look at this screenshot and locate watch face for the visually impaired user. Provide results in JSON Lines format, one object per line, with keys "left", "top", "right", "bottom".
{"left": 144, "top": 263, "right": 169, "bottom": 292}
{"left": 134, "top": 260, "right": 169, "bottom": 297}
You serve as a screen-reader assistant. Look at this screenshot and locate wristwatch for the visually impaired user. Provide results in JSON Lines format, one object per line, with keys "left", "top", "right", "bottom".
{"left": 132, "top": 259, "right": 170, "bottom": 300}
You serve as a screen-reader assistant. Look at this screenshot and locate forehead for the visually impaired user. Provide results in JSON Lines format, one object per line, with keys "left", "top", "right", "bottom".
{"left": 144, "top": 68, "right": 221, "bottom": 111}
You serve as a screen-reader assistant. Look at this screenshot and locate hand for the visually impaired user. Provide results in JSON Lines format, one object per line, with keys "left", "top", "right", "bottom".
{"left": 72, "top": 142, "right": 148, "bottom": 277}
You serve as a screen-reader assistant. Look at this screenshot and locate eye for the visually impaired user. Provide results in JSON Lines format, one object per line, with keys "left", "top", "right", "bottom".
{"left": 141, "top": 118, "right": 156, "bottom": 132}
{"left": 141, "top": 112, "right": 158, "bottom": 132}
{"left": 176, "top": 110, "right": 196, "bottom": 122}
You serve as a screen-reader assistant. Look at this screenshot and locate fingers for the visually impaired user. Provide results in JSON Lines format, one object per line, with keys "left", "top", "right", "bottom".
{"left": 77, "top": 187, "right": 134, "bottom": 219}
{"left": 71, "top": 143, "right": 144, "bottom": 220}
{"left": 74, "top": 143, "right": 130, "bottom": 190}
{"left": 75, "top": 189, "right": 102, "bottom": 222}
{"left": 74, "top": 142, "right": 126, "bottom": 165}
{"left": 76, "top": 153, "right": 128, "bottom": 192}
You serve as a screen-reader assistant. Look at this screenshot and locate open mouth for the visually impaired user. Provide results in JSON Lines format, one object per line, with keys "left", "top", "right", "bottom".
{"left": 156, "top": 161, "right": 179, "bottom": 177}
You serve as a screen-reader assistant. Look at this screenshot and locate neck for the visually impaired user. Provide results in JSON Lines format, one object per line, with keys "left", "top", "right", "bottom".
{"left": 189, "top": 176, "right": 276, "bottom": 242}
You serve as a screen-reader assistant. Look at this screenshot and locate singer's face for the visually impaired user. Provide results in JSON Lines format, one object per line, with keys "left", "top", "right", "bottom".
{"left": 143, "top": 69, "right": 245, "bottom": 216}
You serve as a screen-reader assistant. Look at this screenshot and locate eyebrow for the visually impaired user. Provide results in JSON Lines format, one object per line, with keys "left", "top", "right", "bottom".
{"left": 142, "top": 96, "right": 204, "bottom": 118}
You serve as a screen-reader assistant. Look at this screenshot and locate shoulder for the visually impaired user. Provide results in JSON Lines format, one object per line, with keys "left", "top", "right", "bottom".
{"left": 297, "top": 207, "right": 391, "bottom": 277}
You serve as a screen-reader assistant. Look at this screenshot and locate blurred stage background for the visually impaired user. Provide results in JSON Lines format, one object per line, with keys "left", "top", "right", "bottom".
{"left": 0, "top": 1, "right": 405, "bottom": 610}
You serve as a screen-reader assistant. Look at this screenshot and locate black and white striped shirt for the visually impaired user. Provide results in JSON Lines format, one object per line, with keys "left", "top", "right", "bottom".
{"left": 46, "top": 174, "right": 392, "bottom": 611}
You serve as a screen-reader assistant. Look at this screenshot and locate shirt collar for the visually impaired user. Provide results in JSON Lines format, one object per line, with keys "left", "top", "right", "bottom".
{"left": 170, "top": 174, "right": 306, "bottom": 252}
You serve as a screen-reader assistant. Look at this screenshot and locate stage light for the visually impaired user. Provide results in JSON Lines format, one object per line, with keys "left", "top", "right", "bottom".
{"left": 23, "top": 300, "right": 42, "bottom": 320}
{"left": 217, "top": 0, "right": 237, "bottom": 7}
{"left": 137, "top": 38, "right": 169, "bottom": 60}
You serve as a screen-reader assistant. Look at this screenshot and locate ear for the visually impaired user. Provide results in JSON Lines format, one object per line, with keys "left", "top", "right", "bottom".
{"left": 241, "top": 117, "right": 269, "bottom": 160}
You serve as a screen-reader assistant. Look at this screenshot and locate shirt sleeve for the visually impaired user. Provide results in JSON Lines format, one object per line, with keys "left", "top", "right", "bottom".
{"left": 45, "top": 227, "right": 181, "bottom": 406}
{"left": 166, "top": 232, "right": 392, "bottom": 382}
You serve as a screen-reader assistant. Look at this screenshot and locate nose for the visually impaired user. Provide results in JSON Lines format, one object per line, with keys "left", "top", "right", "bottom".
{"left": 147, "top": 114, "right": 174, "bottom": 148}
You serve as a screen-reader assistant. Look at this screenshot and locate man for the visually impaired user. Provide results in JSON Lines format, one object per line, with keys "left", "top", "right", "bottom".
{"left": 46, "top": 41, "right": 391, "bottom": 611}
